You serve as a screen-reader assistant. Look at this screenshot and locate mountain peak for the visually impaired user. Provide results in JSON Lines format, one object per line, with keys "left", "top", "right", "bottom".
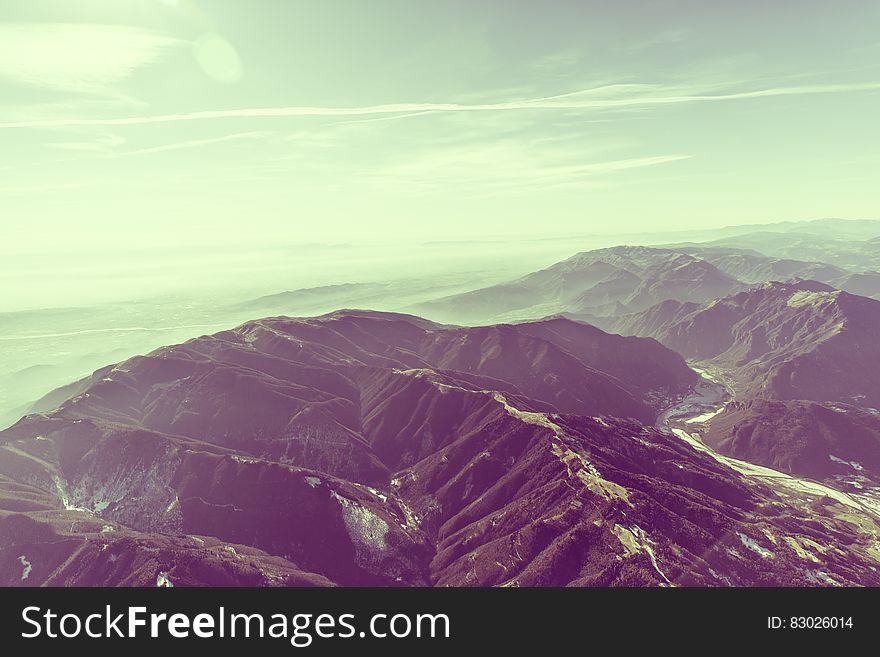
{"left": 757, "top": 279, "right": 835, "bottom": 293}
{"left": 611, "top": 280, "right": 880, "bottom": 407}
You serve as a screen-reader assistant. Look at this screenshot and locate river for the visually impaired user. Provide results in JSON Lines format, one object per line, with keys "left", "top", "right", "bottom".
{"left": 657, "top": 365, "right": 880, "bottom": 517}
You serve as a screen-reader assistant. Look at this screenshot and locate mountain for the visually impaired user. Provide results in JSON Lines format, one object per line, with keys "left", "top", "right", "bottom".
{"left": 411, "top": 239, "right": 880, "bottom": 329}
{"left": 703, "top": 218, "right": 880, "bottom": 241}
{"left": 828, "top": 271, "right": 880, "bottom": 299}
{"left": 607, "top": 281, "right": 880, "bottom": 408}
{"left": 413, "top": 246, "right": 742, "bottom": 325}
{"left": 603, "top": 274, "right": 880, "bottom": 502}
{"left": 4, "top": 310, "right": 880, "bottom": 586}
{"left": 668, "top": 232, "right": 880, "bottom": 272}
{"left": 667, "top": 246, "right": 847, "bottom": 285}
{"left": 704, "top": 399, "right": 880, "bottom": 487}
{"left": 511, "top": 318, "right": 695, "bottom": 408}
{"left": 236, "top": 283, "right": 390, "bottom": 314}
{"left": 663, "top": 244, "right": 880, "bottom": 302}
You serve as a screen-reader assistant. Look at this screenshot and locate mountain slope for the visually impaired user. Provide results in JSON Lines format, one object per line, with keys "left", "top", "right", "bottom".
{"left": 2, "top": 310, "right": 880, "bottom": 586}
{"left": 667, "top": 246, "right": 847, "bottom": 285}
{"left": 668, "top": 232, "right": 880, "bottom": 272}
{"left": 608, "top": 281, "right": 880, "bottom": 408}
{"left": 828, "top": 271, "right": 880, "bottom": 299}
{"left": 704, "top": 399, "right": 880, "bottom": 487}
{"left": 413, "top": 246, "right": 742, "bottom": 324}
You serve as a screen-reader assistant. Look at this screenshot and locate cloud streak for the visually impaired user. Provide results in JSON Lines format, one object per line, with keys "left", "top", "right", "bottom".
{"left": 1, "top": 80, "right": 879, "bottom": 130}
{"left": 350, "top": 137, "right": 692, "bottom": 197}
{"left": 124, "top": 132, "right": 265, "bottom": 155}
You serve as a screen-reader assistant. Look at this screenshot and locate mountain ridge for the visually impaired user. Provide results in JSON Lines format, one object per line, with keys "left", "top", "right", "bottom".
{"left": 4, "top": 309, "right": 879, "bottom": 586}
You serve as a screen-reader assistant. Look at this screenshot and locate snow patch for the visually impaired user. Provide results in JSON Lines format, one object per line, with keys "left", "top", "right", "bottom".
{"left": 395, "top": 498, "right": 421, "bottom": 532}
{"left": 355, "top": 484, "right": 388, "bottom": 503}
{"left": 830, "top": 455, "right": 864, "bottom": 471}
{"left": 736, "top": 532, "right": 775, "bottom": 559}
{"left": 51, "top": 475, "right": 93, "bottom": 514}
{"left": 18, "top": 555, "right": 32, "bottom": 581}
{"left": 330, "top": 491, "right": 389, "bottom": 553}
{"left": 156, "top": 571, "right": 174, "bottom": 587}
{"left": 805, "top": 570, "right": 840, "bottom": 586}
{"left": 708, "top": 567, "right": 734, "bottom": 586}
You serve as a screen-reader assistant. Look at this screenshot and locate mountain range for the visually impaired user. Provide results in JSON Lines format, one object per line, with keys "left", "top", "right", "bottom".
{"left": 606, "top": 280, "right": 880, "bottom": 408}
{"left": 413, "top": 246, "right": 744, "bottom": 324}
{"left": 411, "top": 243, "right": 880, "bottom": 327}
{"left": 4, "top": 310, "right": 880, "bottom": 586}
{"left": 595, "top": 278, "right": 880, "bottom": 486}
{"left": 5, "top": 221, "right": 880, "bottom": 587}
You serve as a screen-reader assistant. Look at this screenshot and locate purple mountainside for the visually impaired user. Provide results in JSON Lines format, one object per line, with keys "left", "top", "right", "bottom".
{"left": 606, "top": 280, "right": 880, "bottom": 486}
{"left": 2, "top": 311, "right": 880, "bottom": 586}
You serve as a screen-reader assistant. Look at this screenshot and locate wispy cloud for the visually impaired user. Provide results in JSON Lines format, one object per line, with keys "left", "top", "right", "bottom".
{"left": 1, "top": 80, "right": 878, "bottom": 129}
{"left": 335, "top": 110, "right": 439, "bottom": 126}
{"left": 0, "top": 182, "right": 93, "bottom": 194}
{"left": 348, "top": 138, "right": 691, "bottom": 197}
{"left": 571, "top": 154, "right": 691, "bottom": 174}
{"left": 50, "top": 133, "right": 127, "bottom": 153}
{"left": 44, "top": 131, "right": 263, "bottom": 158}
{"left": 620, "top": 28, "right": 689, "bottom": 55}
{"left": 531, "top": 48, "right": 584, "bottom": 75}
{"left": 123, "top": 132, "right": 265, "bottom": 155}
{"left": 0, "top": 23, "right": 180, "bottom": 94}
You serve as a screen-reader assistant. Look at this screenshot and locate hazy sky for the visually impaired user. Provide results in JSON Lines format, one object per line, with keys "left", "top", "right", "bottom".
{"left": 2, "top": 0, "right": 879, "bottom": 254}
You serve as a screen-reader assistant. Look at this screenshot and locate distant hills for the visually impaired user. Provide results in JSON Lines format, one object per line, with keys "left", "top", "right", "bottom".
{"left": 410, "top": 244, "right": 880, "bottom": 326}
{"left": 412, "top": 246, "right": 744, "bottom": 324}
{"left": 664, "top": 231, "right": 880, "bottom": 272}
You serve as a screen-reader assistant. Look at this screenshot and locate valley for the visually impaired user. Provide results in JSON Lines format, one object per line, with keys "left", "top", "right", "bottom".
{"left": 661, "top": 366, "right": 880, "bottom": 522}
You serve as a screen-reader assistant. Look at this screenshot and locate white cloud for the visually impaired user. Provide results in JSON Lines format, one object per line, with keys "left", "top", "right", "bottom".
{"left": 50, "top": 133, "right": 126, "bottom": 153}
{"left": 124, "top": 132, "right": 264, "bottom": 155}
{"left": 570, "top": 154, "right": 692, "bottom": 174}
{"left": 352, "top": 139, "right": 690, "bottom": 196}
{"left": 0, "top": 23, "right": 180, "bottom": 94}
{"left": 0, "top": 79, "right": 878, "bottom": 129}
